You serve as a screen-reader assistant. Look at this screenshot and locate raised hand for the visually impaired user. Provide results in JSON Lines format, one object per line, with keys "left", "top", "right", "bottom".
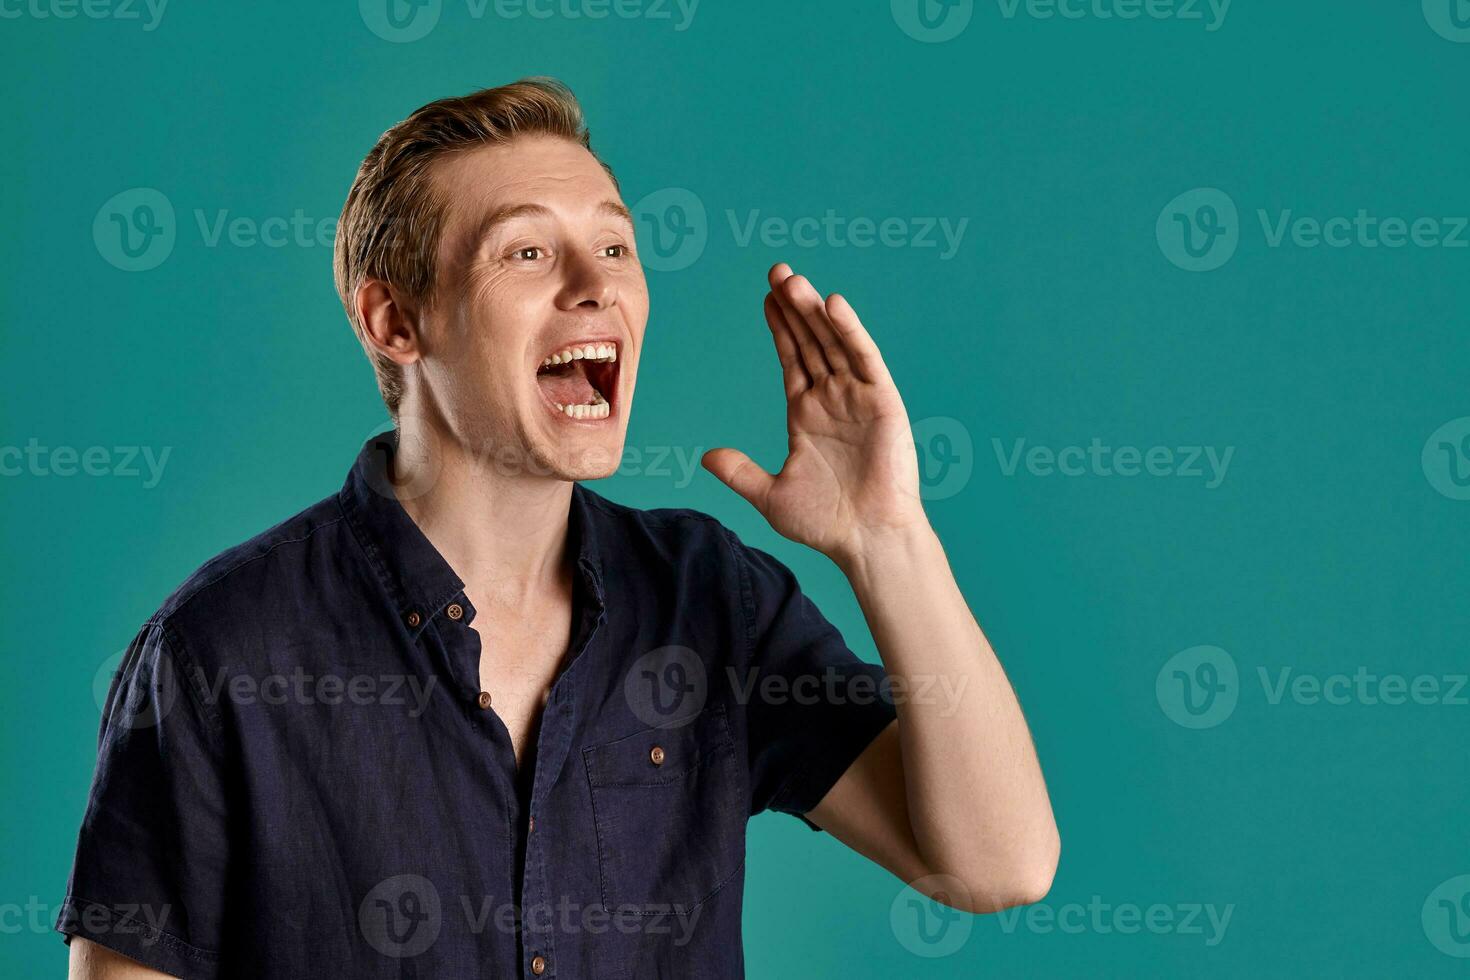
{"left": 702, "top": 262, "right": 929, "bottom": 567}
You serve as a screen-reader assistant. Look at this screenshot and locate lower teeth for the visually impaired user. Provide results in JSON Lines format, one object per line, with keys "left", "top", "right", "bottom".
{"left": 553, "top": 394, "right": 609, "bottom": 420}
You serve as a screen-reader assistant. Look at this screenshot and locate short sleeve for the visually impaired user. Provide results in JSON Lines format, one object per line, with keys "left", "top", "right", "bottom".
{"left": 55, "top": 620, "right": 228, "bottom": 979}
{"left": 729, "top": 531, "right": 899, "bottom": 832}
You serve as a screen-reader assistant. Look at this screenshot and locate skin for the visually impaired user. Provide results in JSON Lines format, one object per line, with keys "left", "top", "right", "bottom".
{"left": 71, "top": 132, "right": 1057, "bottom": 977}
{"left": 723, "top": 263, "right": 1060, "bottom": 914}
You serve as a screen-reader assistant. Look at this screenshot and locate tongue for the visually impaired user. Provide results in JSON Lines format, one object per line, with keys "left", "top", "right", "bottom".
{"left": 536, "top": 360, "right": 600, "bottom": 406}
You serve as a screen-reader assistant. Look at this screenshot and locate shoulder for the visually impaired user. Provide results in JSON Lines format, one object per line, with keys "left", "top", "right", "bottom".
{"left": 574, "top": 483, "right": 793, "bottom": 570}
{"left": 148, "top": 491, "right": 349, "bottom": 635}
{"left": 573, "top": 484, "right": 795, "bottom": 590}
{"left": 576, "top": 483, "right": 738, "bottom": 555}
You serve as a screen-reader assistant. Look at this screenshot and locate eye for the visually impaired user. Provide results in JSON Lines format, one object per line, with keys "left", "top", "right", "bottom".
{"left": 512, "top": 246, "right": 544, "bottom": 262}
{"left": 602, "top": 243, "right": 629, "bottom": 258}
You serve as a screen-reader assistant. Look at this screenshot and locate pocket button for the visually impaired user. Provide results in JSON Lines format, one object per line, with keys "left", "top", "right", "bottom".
{"left": 650, "top": 745, "right": 665, "bottom": 765}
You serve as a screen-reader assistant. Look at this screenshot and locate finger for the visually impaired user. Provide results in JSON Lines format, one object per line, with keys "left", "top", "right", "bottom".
{"left": 764, "top": 292, "right": 810, "bottom": 396}
{"left": 768, "top": 261, "right": 794, "bottom": 291}
{"left": 767, "top": 265, "right": 832, "bottom": 379}
{"left": 701, "top": 448, "right": 775, "bottom": 513}
{"left": 824, "top": 292, "right": 893, "bottom": 386}
{"left": 779, "top": 273, "right": 852, "bottom": 376}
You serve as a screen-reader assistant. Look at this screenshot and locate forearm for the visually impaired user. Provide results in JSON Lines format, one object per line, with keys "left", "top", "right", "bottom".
{"left": 838, "top": 523, "right": 1059, "bottom": 906}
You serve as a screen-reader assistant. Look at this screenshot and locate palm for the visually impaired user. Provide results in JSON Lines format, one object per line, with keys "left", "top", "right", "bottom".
{"left": 703, "top": 264, "right": 928, "bottom": 563}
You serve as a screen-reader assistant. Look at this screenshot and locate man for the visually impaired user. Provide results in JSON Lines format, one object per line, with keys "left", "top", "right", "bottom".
{"left": 60, "top": 77, "right": 1058, "bottom": 978}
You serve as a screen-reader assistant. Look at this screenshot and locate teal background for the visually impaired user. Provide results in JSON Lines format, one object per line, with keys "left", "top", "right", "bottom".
{"left": 3, "top": 1, "right": 1468, "bottom": 975}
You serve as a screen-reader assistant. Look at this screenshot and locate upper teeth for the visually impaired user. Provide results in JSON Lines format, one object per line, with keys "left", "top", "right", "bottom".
{"left": 541, "top": 343, "right": 617, "bottom": 369}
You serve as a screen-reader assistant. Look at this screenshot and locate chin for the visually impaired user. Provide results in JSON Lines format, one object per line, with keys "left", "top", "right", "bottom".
{"left": 525, "top": 429, "right": 628, "bottom": 483}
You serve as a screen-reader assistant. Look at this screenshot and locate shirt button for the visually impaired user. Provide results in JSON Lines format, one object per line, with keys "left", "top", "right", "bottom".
{"left": 528, "top": 815, "right": 535, "bottom": 833}
{"left": 531, "top": 954, "right": 547, "bottom": 975}
{"left": 649, "top": 745, "right": 665, "bottom": 766}
{"left": 447, "top": 603, "right": 463, "bottom": 621}
{"left": 406, "top": 611, "right": 422, "bottom": 628}
{"left": 477, "top": 691, "right": 493, "bottom": 710}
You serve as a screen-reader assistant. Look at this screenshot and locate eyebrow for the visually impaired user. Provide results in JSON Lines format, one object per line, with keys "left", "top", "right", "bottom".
{"left": 474, "top": 199, "right": 634, "bottom": 242}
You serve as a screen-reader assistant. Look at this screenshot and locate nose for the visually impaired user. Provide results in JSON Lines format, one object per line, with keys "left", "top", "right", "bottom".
{"left": 555, "top": 250, "right": 619, "bottom": 312}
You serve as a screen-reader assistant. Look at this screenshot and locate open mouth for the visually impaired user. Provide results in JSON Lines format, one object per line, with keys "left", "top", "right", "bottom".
{"left": 534, "top": 340, "right": 620, "bottom": 422}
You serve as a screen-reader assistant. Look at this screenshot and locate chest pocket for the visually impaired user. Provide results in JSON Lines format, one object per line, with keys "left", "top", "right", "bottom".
{"left": 582, "top": 702, "right": 746, "bottom": 914}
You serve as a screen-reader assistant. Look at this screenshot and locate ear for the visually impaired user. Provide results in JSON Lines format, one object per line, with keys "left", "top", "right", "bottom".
{"left": 355, "top": 277, "right": 422, "bottom": 366}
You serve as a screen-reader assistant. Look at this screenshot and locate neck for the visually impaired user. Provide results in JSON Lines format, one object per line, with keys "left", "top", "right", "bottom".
{"left": 391, "top": 423, "right": 573, "bottom": 604}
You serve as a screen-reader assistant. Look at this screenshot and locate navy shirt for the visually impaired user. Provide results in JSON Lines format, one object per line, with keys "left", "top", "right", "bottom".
{"left": 58, "top": 432, "right": 898, "bottom": 979}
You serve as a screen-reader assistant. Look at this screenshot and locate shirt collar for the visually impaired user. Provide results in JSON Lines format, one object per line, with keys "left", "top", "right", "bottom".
{"left": 338, "top": 430, "right": 606, "bottom": 638}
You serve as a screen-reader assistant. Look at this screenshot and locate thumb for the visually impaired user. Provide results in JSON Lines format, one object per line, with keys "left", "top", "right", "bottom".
{"left": 701, "top": 448, "right": 775, "bottom": 512}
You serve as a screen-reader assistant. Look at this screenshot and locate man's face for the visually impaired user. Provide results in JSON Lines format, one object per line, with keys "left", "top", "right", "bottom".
{"left": 415, "top": 134, "right": 648, "bottom": 481}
